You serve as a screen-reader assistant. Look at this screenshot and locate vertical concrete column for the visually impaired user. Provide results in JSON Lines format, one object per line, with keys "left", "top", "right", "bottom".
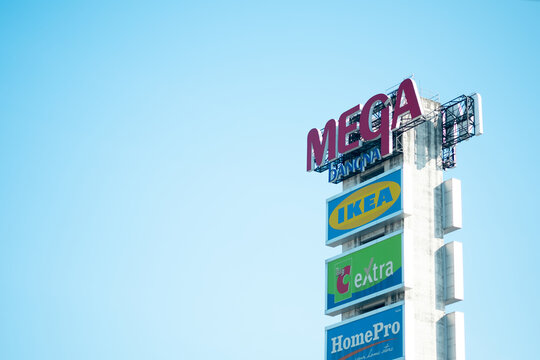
{"left": 340, "top": 98, "right": 445, "bottom": 360}
{"left": 401, "top": 98, "right": 444, "bottom": 360}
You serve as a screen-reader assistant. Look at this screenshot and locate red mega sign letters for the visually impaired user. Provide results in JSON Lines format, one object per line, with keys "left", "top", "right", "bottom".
{"left": 306, "top": 79, "right": 424, "bottom": 172}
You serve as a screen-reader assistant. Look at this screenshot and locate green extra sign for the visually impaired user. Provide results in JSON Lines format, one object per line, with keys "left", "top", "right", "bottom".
{"left": 326, "top": 232, "right": 403, "bottom": 315}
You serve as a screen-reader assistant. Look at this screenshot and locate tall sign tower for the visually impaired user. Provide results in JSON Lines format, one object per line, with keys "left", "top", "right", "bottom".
{"left": 307, "top": 78, "right": 482, "bottom": 360}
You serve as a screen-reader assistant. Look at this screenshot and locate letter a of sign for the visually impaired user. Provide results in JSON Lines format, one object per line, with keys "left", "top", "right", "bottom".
{"left": 392, "top": 78, "right": 423, "bottom": 129}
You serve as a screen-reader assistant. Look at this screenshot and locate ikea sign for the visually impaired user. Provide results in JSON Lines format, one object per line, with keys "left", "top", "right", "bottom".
{"left": 326, "top": 168, "right": 403, "bottom": 247}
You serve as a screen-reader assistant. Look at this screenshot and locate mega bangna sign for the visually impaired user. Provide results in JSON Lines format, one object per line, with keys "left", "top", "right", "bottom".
{"left": 306, "top": 78, "right": 423, "bottom": 173}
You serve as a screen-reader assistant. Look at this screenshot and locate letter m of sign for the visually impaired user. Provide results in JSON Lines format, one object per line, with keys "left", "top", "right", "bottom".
{"left": 306, "top": 120, "right": 337, "bottom": 172}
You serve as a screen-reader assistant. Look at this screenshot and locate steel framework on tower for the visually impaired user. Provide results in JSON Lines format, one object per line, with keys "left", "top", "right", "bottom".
{"left": 313, "top": 87, "right": 481, "bottom": 182}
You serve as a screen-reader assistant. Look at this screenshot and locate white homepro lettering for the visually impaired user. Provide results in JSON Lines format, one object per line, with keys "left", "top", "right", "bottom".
{"left": 331, "top": 321, "right": 400, "bottom": 354}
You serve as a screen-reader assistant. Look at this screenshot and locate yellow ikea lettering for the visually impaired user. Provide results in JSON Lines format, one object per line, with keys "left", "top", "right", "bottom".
{"left": 329, "top": 181, "right": 400, "bottom": 231}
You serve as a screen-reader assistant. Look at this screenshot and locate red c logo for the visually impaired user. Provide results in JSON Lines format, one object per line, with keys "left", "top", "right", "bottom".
{"left": 337, "top": 265, "right": 351, "bottom": 294}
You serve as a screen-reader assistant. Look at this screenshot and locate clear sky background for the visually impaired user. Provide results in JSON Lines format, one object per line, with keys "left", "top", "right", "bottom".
{"left": 1, "top": 1, "right": 539, "bottom": 359}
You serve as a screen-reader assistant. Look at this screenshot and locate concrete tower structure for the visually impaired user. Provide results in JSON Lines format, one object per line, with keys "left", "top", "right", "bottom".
{"left": 308, "top": 80, "right": 479, "bottom": 360}
{"left": 339, "top": 97, "right": 464, "bottom": 360}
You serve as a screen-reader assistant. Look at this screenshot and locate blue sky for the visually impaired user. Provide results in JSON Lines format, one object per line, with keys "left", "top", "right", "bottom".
{"left": 1, "top": 1, "right": 539, "bottom": 359}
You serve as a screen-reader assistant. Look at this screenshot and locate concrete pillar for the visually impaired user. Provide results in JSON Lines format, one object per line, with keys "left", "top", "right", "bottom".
{"left": 340, "top": 98, "right": 448, "bottom": 360}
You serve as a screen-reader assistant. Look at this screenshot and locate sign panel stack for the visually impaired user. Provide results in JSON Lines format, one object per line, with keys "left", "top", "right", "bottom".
{"left": 306, "top": 78, "right": 480, "bottom": 360}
